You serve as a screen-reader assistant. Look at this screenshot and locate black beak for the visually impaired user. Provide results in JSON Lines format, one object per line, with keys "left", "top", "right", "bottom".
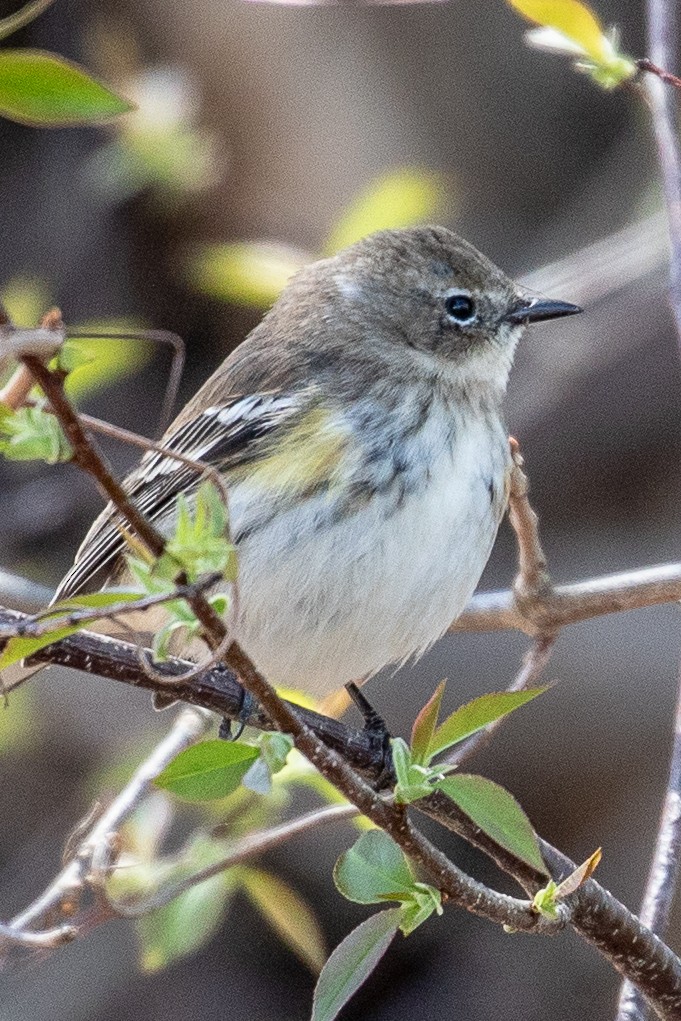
{"left": 506, "top": 297, "right": 583, "bottom": 325}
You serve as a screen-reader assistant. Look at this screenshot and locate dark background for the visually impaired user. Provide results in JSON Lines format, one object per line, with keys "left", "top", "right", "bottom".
{"left": 0, "top": 0, "right": 680, "bottom": 1018}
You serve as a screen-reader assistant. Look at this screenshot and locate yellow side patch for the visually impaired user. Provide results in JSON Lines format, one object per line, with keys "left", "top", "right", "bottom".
{"left": 243, "top": 407, "right": 349, "bottom": 496}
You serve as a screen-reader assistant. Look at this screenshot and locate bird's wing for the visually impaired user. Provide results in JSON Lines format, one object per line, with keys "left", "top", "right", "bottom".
{"left": 55, "top": 391, "right": 303, "bottom": 600}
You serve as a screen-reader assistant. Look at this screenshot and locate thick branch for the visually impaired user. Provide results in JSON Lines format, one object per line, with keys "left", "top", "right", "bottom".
{"left": 2, "top": 609, "right": 680, "bottom": 1015}
{"left": 416, "top": 792, "right": 681, "bottom": 1021}
{"left": 9, "top": 356, "right": 681, "bottom": 1016}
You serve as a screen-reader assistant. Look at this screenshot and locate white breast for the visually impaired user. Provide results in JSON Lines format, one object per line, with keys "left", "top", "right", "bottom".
{"left": 231, "top": 411, "right": 509, "bottom": 697}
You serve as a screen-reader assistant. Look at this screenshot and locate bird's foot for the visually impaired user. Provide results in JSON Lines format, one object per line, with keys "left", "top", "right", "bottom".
{"left": 218, "top": 684, "right": 256, "bottom": 741}
{"left": 345, "top": 681, "right": 394, "bottom": 788}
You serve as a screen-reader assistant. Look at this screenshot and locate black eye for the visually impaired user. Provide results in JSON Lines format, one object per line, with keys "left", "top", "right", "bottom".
{"left": 444, "top": 293, "right": 476, "bottom": 324}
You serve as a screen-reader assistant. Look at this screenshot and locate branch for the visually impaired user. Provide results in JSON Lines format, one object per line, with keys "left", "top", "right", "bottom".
{"left": 416, "top": 794, "right": 681, "bottom": 1021}
{"left": 109, "top": 804, "right": 359, "bottom": 917}
{"left": 5, "top": 707, "right": 210, "bottom": 955}
{"left": 643, "top": 0, "right": 681, "bottom": 354}
{"left": 507, "top": 438, "right": 551, "bottom": 609}
{"left": 9, "top": 348, "right": 681, "bottom": 1017}
{"left": 11, "top": 361, "right": 564, "bottom": 937}
{"left": 609, "top": 7, "right": 681, "bottom": 1017}
{"left": 615, "top": 661, "right": 681, "bottom": 1021}
{"left": 452, "top": 562, "right": 681, "bottom": 635}
{"left": 4, "top": 608, "right": 681, "bottom": 1015}
{"left": 1, "top": 572, "right": 224, "bottom": 640}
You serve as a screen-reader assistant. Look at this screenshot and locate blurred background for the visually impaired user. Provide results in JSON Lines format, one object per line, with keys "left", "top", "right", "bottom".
{"left": 0, "top": 0, "right": 680, "bottom": 1018}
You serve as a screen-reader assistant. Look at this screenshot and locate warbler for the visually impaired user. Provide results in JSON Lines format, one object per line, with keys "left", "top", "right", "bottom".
{"left": 53, "top": 226, "right": 580, "bottom": 697}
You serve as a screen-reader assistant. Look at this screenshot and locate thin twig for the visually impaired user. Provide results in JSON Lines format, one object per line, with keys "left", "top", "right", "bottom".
{"left": 637, "top": 59, "right": 681, "bottom": 92}
{"left": 0, "top": 0, "right": 56, "bottom": 42}
{"left": 109, "top": 804, "right": 360, "bottom": 917}
{"left": 643, "top": 0, "right": 681, "bottom": 354}
{"left": 507, "top": 439, "right": 551, "bottom": 606}
{"left": 6, "top": 707, "right": 210, "bottom": 938}
{"left": 3, "top": 557, "right": 681, "bottom": 645}
{"left": 444, "top": 635, "right": 557, "bottom": 767}
{"left": 0, "top": 572, "right": 223, "bottom": 640}
{"left": 0, "top": 921, "right": 76, "bottom": 950}
{"left": 0, "top": 309, "right": 65, "bottom": 405}
{"left": 59, "top": 407, "right": 234, "bottom": 536}
{"left": 65, "top": 330, "right": 186, "bottom": 436}
{"left": 609, "top": 6, "right": 681, "bottom": 1017}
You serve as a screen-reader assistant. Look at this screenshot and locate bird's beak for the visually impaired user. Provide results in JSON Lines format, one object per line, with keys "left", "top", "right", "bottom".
{"left": 506, "top": 297, "right": 583, "bottom": 324}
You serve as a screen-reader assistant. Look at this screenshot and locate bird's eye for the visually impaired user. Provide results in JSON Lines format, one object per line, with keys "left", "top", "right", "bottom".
{"left": 444, "top": 293, "right": 476, "bottom": 325}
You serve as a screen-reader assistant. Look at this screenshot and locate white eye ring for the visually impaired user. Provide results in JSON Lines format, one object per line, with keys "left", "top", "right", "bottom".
{"left": 444, "top": 290, "right": 477, "bottom": 326}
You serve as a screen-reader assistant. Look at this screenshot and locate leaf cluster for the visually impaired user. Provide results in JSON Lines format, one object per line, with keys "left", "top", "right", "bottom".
{"left": 508, "top": 0, "right": 636, "bottom": 89}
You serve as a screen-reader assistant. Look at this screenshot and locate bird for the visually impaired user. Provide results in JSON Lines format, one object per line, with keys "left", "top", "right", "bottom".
{"left": 51, "top": 226, "right": 580, "bottom": 699}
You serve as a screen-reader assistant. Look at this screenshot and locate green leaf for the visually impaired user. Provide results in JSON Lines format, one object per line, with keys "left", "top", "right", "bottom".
{"left": 325, "top": 169, "right": 447, "bottom": 254}
{"left": 0, "top": 624, "right": 80, "bottom": 670}
{"left": 532, "top": 850, "right": 605, "bottom": 919}
{"left": 0, "top": 686, "right": 40, "bottom": 753}
{"left": 137, "top": 872, "right": 233, "bottom": 973}
{"left": 0, "top": 1, "right": 55, "bottom": 43}
{"left": 398, "top": 884, "right": 442, "bottom": 935}
{"left": 243, "top": 732, "right": 294, "bottom": 793}
{"left": 163, "top": 481, "right": 236, "bottom": 582}
{"left": 0, "top": 50, "right": 133, "bottom": 127}
{"left": 553, "top": 847, "right": 602, "bottom": 900}
{"left": 0, "top": 404, "right": 71, "bottom": 464}
{"left": 410, "top": 680, "right": 446, "bottom": 765}
{"left": 240, "top": 867, "right": 326, "bottom": 973}
{"left": 333, "top": 830, "right": 416, "bottom": 905}
{"left": 153, "top": 740, "right": 260, "bottom": 802}
{"left": 390, "top": 737, "right": 413, "bottom": 790}
{"left": 428, "top": 688, "right": 548, "bottom": 759}
{"left": 390, "top": 737, "right": 437, "bottom": 805}
{"left": 532, "top": 880, "right": 559, "bottom": 918}
{"left": 49, "top": 589, "right": 145, "bottom": 612}
{"left": 507, "top": 0, "right": 608, "bottom": 62}
{"left": 60, "top": 321, "right": 151, "bottom": 399}
{"left": 437, "top": 774, "right": 547, "bottom": 874}
{"left": 0, "top": 274, "right": 50, "bottom": 326}
{"left": 508, "top": 0, "right": 636, "bottom": 89}
{"left": 311, "top": 909, "right": 401, "bottom": 1021}
{"left": 187, "top": 241, "right": 309, "bottom": 310}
